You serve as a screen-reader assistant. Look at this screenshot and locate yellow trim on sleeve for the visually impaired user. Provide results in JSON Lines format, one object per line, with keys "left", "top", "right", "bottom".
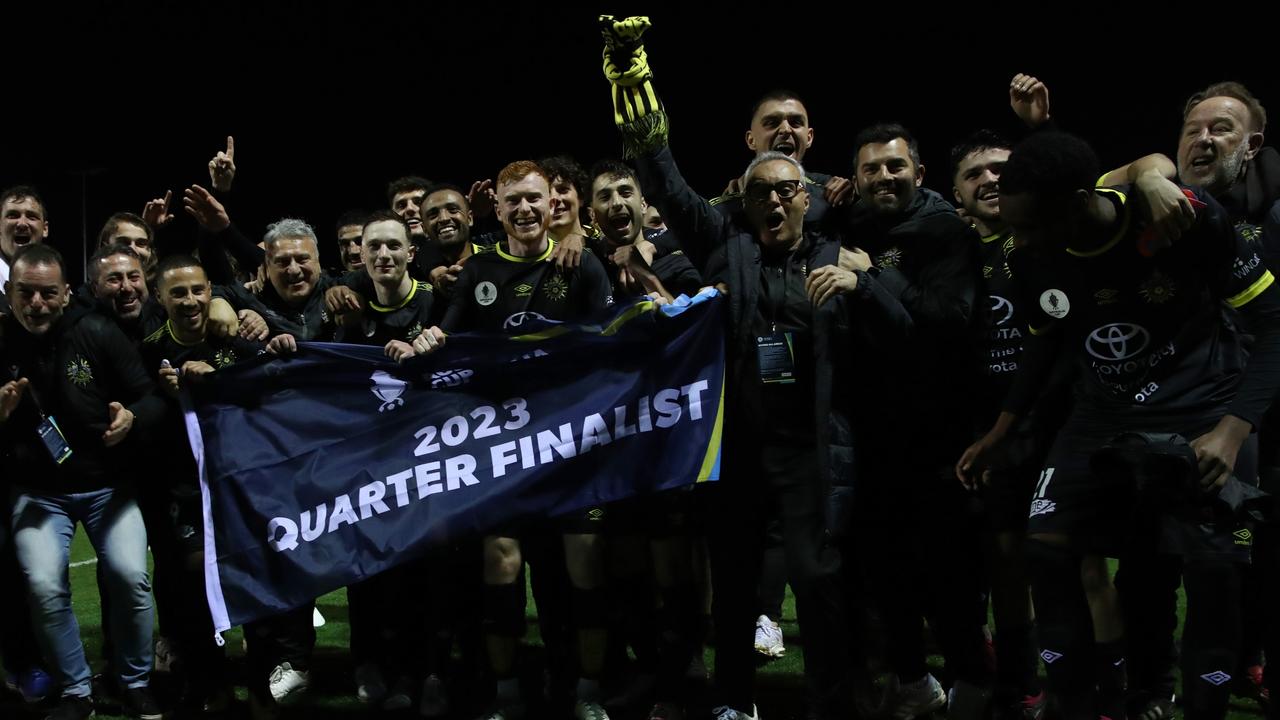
{"left": 1227, "top": 270, "right": 1275, "bottom": 308}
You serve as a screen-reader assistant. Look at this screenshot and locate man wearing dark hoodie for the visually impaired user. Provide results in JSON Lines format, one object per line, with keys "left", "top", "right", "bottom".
{"left": 843, "top": 123, "right": 993, "bottom": 718}
{"left": 1, "top": 244, "right": 164, "bottom": 720}
{"left": 596, "top": 15, "right": 915, "bottom": 719}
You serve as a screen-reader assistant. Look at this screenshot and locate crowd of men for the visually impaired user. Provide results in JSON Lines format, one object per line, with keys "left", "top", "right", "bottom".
{"left": 2, "top": 15, "right": 1279, "bottom": 720}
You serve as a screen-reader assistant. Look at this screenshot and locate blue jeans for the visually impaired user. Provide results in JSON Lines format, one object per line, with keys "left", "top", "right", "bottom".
{"left": 10, "top": 487, "right": 154, "bottom": 698}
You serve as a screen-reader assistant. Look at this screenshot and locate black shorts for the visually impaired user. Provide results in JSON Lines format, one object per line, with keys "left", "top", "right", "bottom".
{"left": 983, "top": 422, "right": 1052, "bottom": 533}
{"left": 1027, "top": 412, "right": 1256, "bottom": 557}
{"left": 604, "top": 487, "right": 701, "bottom": 536}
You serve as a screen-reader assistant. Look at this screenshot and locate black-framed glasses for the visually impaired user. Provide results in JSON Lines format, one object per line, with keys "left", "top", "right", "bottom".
{"left": 744, "top": 179, "right": 803, "bottom": 204}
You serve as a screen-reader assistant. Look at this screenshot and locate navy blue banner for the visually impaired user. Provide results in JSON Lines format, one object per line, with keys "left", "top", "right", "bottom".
{"left": 184, "top": 292, "right": 725, "bottom": 636}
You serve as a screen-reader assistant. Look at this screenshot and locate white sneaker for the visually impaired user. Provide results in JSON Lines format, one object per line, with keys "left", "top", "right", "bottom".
{"left": 354, "top": 663, "right": 386, "bottom": 704}
{"left": 574, "top": 698, "right": 611, "bottom": 719}
{"left": 892, "top": 674, "right": 946, "bottom": 720}
{"left": 712, "top": 704, "right": 759, "bottom": 720}
{"left": 383, "top": 675, "right": 414, "bottom": 711}
{"left": 753, "top": 615, "right": 785, "bottom": 658}
{"left": 268, "top": 662, "right": 310, "bottom": 705}
{"left": 420, "top": 674, "right": 449, "bottom": 717}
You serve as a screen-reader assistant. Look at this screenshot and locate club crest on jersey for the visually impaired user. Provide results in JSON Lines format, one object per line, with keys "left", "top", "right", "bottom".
{"left": 214, "top": 348, "right": 238, "bottom": 368}
{"left": 543, "top": 274, "right": 569, "bottom": 301}
{"left": 875, "top": 247, "right": 903, "bottom": 269}
{"left": 1139, "top": 271, "right": 1176, "bottom": 304}
{"left": 405, "top": 323, "right": 424, "bottom": 343}
{"left": 1237, "top": 221, "right": 1262, "bottom": 245}
{"left": 66, "top": 356, "right": 94, "bottom": 387}
{"left": 475, "top": 281, "right": 498, "bottom": 306}
{"left": 370, "top": 370, "right": 408, "bottom": 412}
{"left": 1039, "top": 289, "right": 1070, "bottom": 319}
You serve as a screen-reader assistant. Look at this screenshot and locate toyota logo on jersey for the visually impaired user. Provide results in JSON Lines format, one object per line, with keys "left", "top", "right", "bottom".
{"left": 1086, "top": 323, "right": 1150, "bottom": 362}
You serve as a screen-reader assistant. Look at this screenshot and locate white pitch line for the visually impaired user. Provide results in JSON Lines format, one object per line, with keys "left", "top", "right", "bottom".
{"left": 70, "top": 558, "right": 99, "bottom": 568}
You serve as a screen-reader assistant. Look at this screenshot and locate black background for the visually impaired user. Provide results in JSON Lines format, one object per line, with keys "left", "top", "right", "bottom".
{"left": 7, "top": 2, "right": 1274, "bottom": 285}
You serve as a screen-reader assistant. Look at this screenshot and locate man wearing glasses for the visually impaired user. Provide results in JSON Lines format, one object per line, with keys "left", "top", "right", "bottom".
{"left": 598, "top": 20, "right": 916, "bottom": 713}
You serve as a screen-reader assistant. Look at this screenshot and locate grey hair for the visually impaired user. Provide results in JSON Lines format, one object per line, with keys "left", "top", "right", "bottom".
{"left": 744, "top": 151, "right": 806, "bottom": 184}
{"left": 263, "top": 218, "right": 319, "bottom": 251}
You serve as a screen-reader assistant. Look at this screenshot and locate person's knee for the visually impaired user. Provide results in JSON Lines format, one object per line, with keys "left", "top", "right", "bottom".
{"left": 23, "top": 563, "right": 67, "bottom": 609}
{"left": 484, "top": 537, "right": 522, "bottom": 584}
{"left": 1079, "top": 555, "right": 1113, "bottom": 598}
{"left": 564, "top": 533, "right": 603, "bottom": 589}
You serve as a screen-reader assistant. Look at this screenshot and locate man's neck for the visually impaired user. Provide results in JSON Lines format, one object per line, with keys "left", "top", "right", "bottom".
{"left": 374, "top": 273, "right": 414, "bottom": 306}
{"left": 974, "top": 218, "right": 1006, "bottom": 238}
{"left": 507, "top": 234, "right": 549, "bottom": 258}
{"left": 443, "top": 241, "right": 474, "bottom": 266}
{"left": 1068, "top": 192, "right": 1121, "bottom": 253}
{"left": 550, "top": 223, "right": 585, "bottom": 243}
{"left": 171, "top": 321, "right": 206, "bottom": 346}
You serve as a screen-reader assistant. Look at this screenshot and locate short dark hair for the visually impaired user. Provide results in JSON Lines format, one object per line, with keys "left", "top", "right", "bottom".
{"left": 88, "top": 243, "right": 143, "bottom": 285}
{"left": 853, "top": 123, "right": 921, "bottom": 168}
{"left": 588, "top": 159, "right": 637, "bottom": 192}
{"left": 154, "top": 254, "right": 206, "bottom": 287}
{"left": 1183, "top": 81, "right": 1267, "bottom": 134}
{"left": 96, "top": 212, "right": 152, "bottom": 249}
{"left": 1000, "top": 131, "right": 1100, "bottom": 199}
{"left": 749, "top": 89, "right": 807, "bottom": 125}
{"left": 949, "top": 129, "right": 1014, "bottom": 181}
{"left": 11, "top": 243, "right": 65, "bottom": 282}
{"left": 362, "top": 208, "right": 412, "bottom": 237}
{"left": 424, "top": 183, "right": 471, "bottom": 205}
{"left": 538, "top": 155, "right": 589, "bottom": 200}
{"left": 335, "top": 210, "right": 367, "bottom": 235}
{"left": 385, "top": 176, "right": 432, "bottom": 206}
{"left": 0, "top": 185, "right": 48, "bottom": 220}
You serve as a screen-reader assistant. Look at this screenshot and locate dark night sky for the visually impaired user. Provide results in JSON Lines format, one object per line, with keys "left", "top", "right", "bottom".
{"left": 6, "top": 3, "right": 1275, "bottom": 284}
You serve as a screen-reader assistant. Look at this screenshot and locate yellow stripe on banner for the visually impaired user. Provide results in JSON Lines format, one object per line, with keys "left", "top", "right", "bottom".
{"left": 602, "top": 300, "right": 656, "bottom": 336}
{"left": 1227, "top": 270, "right": 1275, "bottom": 308}
{"left": 511, "top": 326, "right": 571, "bottom": 342}
{"left": 696, "top": 369, "right": 726, "bottom": 483}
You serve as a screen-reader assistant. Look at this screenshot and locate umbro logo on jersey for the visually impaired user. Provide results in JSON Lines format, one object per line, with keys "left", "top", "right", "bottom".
{"left": 1234, "top": 528, "right": 1253, "bottom": 546}
{"left": 1200, "top": 671, "right": 1232, "bottom": 686}
{"left": 1040, "top": 650, "right": 1063, "bottom": 664}
{"left": 514, "top": 283, "right": 534, "bottom": 297}
{"left": 1094, "top": 288, "right": 1120, "bottom": 305}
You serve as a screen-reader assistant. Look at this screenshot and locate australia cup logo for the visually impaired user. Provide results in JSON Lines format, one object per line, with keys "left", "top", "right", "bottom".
{"left": 370, "top": 370, "right": 408, "bottom": 412}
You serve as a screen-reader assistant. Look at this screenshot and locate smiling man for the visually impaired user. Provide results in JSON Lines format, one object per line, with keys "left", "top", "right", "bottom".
{"left": 843, "top": 121, "right": 992, "bottom": 720}
{"left": 712, "top": 91, "right": 853, "bottom": 228}
{"left": 0, "top": 186, "right": 50, "bottom": 312}
{"left": 412, "top": 160, "right": 615, "bottom": 720}
{"left": 1, "top": 243, "right": 165, "bottom": 720}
